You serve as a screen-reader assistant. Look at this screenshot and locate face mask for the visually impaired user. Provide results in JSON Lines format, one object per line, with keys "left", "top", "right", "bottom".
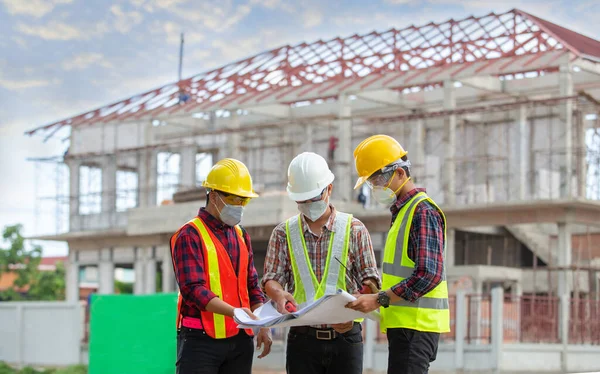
{"left": 216, "top": 194, "right": 244, "bottom": 226}
{"left": 298, "top": 200, "right": 328, "bottom": 221}
{"left": 371, "top": 174, "right": 411, "bottom": 208}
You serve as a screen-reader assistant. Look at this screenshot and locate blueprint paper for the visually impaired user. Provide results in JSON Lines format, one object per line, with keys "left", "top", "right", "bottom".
{"left": 234, "top": 289, "right": 380, "bottom": 329}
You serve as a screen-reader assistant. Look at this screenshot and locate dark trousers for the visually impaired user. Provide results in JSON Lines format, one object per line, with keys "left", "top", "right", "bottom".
{"left": 286, "top": 323, "right": 363, "bottom": 374}
{"left": 387, "top": 328, "right": 440, "bottom": 374}
{"left": 176, "top": 327, "right": 254, "bottom": 374}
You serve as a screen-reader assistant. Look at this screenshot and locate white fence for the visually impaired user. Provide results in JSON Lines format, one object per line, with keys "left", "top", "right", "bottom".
{"left": 1, "top": 291, "right": 600, "bottom": 373}
{"left": 0, "top": 302, "right": 84, "bottom": 367}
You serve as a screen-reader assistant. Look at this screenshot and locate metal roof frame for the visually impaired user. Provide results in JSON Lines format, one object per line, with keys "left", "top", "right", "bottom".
{"left": 25, "top": 8, "right": 600, "bottom": 139}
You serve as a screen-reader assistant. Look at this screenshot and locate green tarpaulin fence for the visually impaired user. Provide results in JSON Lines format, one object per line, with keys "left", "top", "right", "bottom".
{"left": 89, "top": 293, "right": 179, "bottom": 374}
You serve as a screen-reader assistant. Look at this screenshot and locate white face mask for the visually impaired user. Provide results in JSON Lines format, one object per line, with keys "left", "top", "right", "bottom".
{"left": 298, "top": 192, "right": 329, "bottom": 221}
{"left": 216, "top": 194, "right": 244, "bottom": 226}
{"left": 372, "top": 186, "right": 397, "bottom": 208}
{"left": 371, "top": 174, "right": 411, "bottom": 208}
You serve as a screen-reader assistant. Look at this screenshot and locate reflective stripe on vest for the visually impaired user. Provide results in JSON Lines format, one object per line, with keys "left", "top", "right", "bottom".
{"left": 170, "top": 217, "right": 253, "bottom": 339}
{"left": 285, "top": 212, "right": 353, "bottom": 305}
{"left": 380, "top": 192, "right": 450, "bottom": 333}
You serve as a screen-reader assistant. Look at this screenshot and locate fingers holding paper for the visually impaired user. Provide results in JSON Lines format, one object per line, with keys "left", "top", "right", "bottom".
{"left": 241, "top": 307, "right": 259, "bottom": 320}
{"left": 345, "top": 294, "right": 379, "bottom": 313}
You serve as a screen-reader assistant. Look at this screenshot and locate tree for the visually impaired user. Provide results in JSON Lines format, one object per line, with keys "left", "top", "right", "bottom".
{"left": 0, "top": 224, "right": 65, "bottom": 301}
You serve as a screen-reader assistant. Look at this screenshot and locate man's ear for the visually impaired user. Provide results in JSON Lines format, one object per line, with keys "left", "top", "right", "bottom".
{"left": 396, "top": 167, "right": 405, "bottom": 180}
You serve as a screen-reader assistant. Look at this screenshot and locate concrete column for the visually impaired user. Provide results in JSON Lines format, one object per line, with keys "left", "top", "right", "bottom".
{"left": 577, "top": 112, "right": 588, "bottom": 198}
{"left": 66, "top": 160, "right": 80, "bottom": 220}
{"left": 98, "top": 248, "right": 114, "bottom": 294}
{"left": 512, "top": 282, "right": 523, "bottom": 342}
{"left": 518, "top": 104, "right": 529, "bottom": 200}
{"left": 102, "top": 155, "right": 117, "bottom": 213}
{"left": 179, "top": 146, "right": 197, "bottom": 190}
{"left": 226, "top": 111, "right": 241, "bottom": 160}
{"left": 455, "top": 290, "right": 467, "bottom": 370}
{"left": 133, "top": 247, "right": 145, "bottom": 295}
{"left": 446, "top": 229, "right": 456, "bottom": 267}
{"left": 559, "top": 62, "right": 573, "bottom": 198}
{"left": 410, "top": 118, "right": 425, "bottom": 182}
{"left": 162, "top": 249, "right": 176, "bottom": 293}
{"left": 443, "top": 80, "right": 456, "bottom": 205}
{"left": 138, "top": 149, "right": 158, "bottom": 207}
{"left": 304, "top": 124, "right": 313, "bottom": 152}
{"left": 469, "top": 280, "right": 483, "bottom": 344}
{"left": 491, "top": 287, "right": 504, "bottom": 372}
{"left": 363, "top": 317, "right": 377, "bottom": 370}
{"left": 557, "top": 222, "right": 572, "bottom": 347}
{"left": 335, "top": 94, "right": 352, "bottom": 202}
{"left": 144, "top": 247, "right": 157, "bottom": 294}
{"left": 66, "top": 250, "right": 79, "bottom": 302}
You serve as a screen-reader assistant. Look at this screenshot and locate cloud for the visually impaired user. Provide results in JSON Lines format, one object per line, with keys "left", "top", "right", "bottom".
{"left": 209, "top": 29, "right": 291, "bottom": 63}
{"left": 1, "top": 0, "right": 73, "bottom": 18}
{"left": 155, "top": 1, "right": 253, "bottom": 32}
{"left": 249, "top": 0, "right": 295, "bottom": 12}
{"left": 302, "top": 9, "right": 323, "bottom": 28}
{"left": 62, "top": 53, "right": 114, "bottom": 71}
{"left": 0, "top": 77, "right": 61, "bottom": 91}
{"left": 12, "top": 36, "right": 28, "bottom": 48}
{"left": 186, "top": 49, "right": 212, "bottom": 67}
{"left": 130, "top": 0, "right": 189, "bottom": 12}
{"left": 110, "top": 5, "right": 144, "bottom": 33}
{"left": 212, "top": 36, "right": 262, "bottom": 62}
{"left": 384, "top": 0, "right": 416, "bottom": 4}
{"left": 16, "top": 21, "right": 108, "bottom": 41}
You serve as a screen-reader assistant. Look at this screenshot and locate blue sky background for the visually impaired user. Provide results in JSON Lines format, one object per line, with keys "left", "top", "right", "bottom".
{"left": 1, "top": 0, "right": 599, "bottom": 256}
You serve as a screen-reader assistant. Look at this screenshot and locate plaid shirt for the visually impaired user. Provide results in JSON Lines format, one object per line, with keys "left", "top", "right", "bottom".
{"left": 262, "top": 205, "right": 381, "bottom": 327}
{"left": 389, "top": 188, "right": 446, "bottom": 302}
{"left": 171, "top": 208, "right": 265, "bottom": 318}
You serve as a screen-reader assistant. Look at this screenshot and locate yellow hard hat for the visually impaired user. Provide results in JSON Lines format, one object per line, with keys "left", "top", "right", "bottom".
{"left": 353, "top": 134, "right": 408, "bottom": 189}
{"left": 202, "top": 158, "right": 259, "bottom": 198}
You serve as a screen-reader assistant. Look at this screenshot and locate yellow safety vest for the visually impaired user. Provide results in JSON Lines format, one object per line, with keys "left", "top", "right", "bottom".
{"left": 380, "top": 191, "right": 450, "bottom": 333}
{"left": 285, "top": 212, "right": 363, "bottom": 323}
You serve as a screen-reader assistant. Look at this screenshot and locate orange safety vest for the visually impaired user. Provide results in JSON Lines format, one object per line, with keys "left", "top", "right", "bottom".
{"left": 170, "top": 216, "right": 254, "bottom": 339}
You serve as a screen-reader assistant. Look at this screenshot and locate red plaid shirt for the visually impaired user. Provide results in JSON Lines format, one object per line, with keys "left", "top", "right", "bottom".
{"left": 389, "top": 188, "right": 446, "bottom": 302}
{"left": 171, "top": 208, "right": 265, "bottom": 318}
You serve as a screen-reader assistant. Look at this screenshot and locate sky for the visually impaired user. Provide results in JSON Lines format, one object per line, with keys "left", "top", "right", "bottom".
{"left": 0, "top": 0, "right": 599, "bottom": 256}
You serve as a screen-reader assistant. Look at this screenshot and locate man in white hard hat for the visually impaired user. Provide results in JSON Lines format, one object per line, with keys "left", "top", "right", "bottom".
{"left": 262, "top": 151, "right": 381, "bottom": 374}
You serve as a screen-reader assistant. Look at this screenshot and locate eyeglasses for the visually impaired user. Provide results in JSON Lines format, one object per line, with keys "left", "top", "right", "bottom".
{"left": 366, "top": 170, "right": 395, "bottom": 188}
{"left": 218, "top": 192, "right": 252, "bottom": 206}
{"left": 296, "top": 188, "right": 326, "bottom": 204}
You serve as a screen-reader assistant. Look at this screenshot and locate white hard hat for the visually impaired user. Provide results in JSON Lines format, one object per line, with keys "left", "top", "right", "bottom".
{"left": 286, "top": 152, "right": 335, "bottom": 201}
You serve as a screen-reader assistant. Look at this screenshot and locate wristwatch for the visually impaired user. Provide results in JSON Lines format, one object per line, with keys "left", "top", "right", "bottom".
{"left": 377, "top": 291, "right": 390, "bottom": 308}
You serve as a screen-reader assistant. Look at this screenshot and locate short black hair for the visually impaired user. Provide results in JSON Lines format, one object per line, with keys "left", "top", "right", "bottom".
{"left": 400, "top": 155, "right": 411, "bottom": 178}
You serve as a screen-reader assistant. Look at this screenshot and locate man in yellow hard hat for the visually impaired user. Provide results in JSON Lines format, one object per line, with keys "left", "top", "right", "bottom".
{"left": 170, "top": 158, "right": 272, "bottom": 374}
{"left": 262, "top": 151, "right": 380, "bottom": 374}
{"left": 346, "top": 135, "right": 450, "bottom": 374}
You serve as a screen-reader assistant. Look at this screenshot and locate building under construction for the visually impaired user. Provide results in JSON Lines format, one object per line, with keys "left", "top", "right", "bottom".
{"left": 24, "top": 8, "right": 600, "bottom": 373}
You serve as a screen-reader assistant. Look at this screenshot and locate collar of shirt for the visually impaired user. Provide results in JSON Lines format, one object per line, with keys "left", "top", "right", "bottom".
{"left": 390, "top": 187, "right": 427, "bottom": 217}
{"left": 299, "top": 204, "right": 338, "bottom": 235}
{"left": 197, "top": 207, "right": 227, "bottom": 231}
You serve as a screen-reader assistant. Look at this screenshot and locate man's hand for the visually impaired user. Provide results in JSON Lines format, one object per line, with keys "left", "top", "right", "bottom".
{"left": 362, "top": 279, "right": 379, "bottom": 294}
{"left": 345, "top": 294, "right": 379, "bottom": 313}
{"left": 241, "top": 307, "right": 259, "bottom": 320}
{"left": 256, "top": 328, "right": 272, "bottom": 358}
{"left": 331, "top": 321, "right": 354, "bottom": 333}
{"left": 274, "top": 291, "right": 297, "bottom": 314}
